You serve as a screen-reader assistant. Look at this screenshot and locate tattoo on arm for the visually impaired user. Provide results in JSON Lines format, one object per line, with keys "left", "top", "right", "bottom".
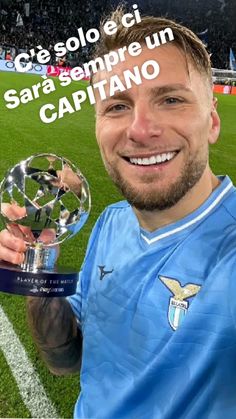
{"left": 27, "top": 297, "right": 82, "bottom": 375}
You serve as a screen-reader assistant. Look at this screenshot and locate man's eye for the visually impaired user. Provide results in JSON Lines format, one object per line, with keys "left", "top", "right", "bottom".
{"left": 107, "top": 104, "right": 129, "bottom": 113}
{"left": 164, "top": 97, "right": 183, "bottom": 105}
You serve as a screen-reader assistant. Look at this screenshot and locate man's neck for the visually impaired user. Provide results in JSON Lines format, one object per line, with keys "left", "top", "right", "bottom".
{"left": 133, "top": 171, "right": 220, "bottom": 233}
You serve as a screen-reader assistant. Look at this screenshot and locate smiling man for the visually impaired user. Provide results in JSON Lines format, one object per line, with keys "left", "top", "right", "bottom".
{"left": 95, "top": 41, "right": 220, "bottom": 229}
{"left": 1, "top": 6, "right": 236, "bottom": 419}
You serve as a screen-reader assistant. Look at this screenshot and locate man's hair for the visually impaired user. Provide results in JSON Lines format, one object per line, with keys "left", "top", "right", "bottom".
{"left": 93, "top": 5, "right": 212, "bottom": 85}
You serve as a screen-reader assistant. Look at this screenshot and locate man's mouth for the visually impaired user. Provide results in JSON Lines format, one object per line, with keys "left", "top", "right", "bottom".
{"left": 124, "top": 151, "right": 178, "bottom": 166}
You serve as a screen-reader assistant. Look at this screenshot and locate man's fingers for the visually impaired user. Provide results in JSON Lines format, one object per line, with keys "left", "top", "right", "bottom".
{"left": 18, "top": 225, "right": 35, "bottom": 242}
{"left": 0, "top": 229, "right": 26, "bottom": 252}
{"left": 0, "top": 230, "right": 26, "bottom": 265}
{"left": 1, "top": 203, "right": 27, "bottom": 220}
{"left": 8, "top": 224, "right": 35, "bottom": 243}
{"left": 0, "top": 227, "right": 59, "bottom": 266}
{"left": 7, "top": 224, "right": 26, "bottom": 240}
{"left": 0, "top": 243, "right": 24, "bottom": 265}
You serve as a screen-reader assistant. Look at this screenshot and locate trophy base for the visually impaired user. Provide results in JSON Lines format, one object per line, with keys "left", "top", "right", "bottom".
{"left": 0, "top": 262, "right": 78, "bottom": 297}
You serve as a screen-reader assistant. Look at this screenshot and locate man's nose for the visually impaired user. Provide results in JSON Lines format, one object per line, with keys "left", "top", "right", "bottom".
{"left": 126, "top": 104, "right": 163, "bottom": 144}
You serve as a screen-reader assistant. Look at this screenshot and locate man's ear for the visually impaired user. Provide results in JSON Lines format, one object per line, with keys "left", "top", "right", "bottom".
{"left": 208, "top": 96, "right": 221, "bottom": 145}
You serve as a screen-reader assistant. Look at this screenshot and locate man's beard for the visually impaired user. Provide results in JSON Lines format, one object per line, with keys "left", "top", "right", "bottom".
{"left": 103, "top": 153, "right": 208, "bottom": 211}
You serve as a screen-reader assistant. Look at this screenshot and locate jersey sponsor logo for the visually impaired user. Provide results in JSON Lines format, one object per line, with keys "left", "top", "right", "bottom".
{"left": 159, "top": 276, "right": 201, "bottom": 330}
{"left": 98, "top": 265, "right": 114, "bottom": 280}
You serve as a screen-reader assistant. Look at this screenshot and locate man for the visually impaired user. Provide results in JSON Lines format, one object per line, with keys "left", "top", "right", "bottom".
{"left": 1, "top": 7, "right": 236, "bottom": 419}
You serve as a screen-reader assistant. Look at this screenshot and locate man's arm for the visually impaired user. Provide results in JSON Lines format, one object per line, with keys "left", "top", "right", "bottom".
{"left": 27, "top": 296, "right": 82, "bottom": 376}
{"left": 0, "top": 208, "right": 82, "bottom": 375}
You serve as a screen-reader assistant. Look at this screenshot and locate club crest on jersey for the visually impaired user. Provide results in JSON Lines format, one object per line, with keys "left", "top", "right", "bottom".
{"left": 159, "top": 276, "right": 201, "bottom": 331}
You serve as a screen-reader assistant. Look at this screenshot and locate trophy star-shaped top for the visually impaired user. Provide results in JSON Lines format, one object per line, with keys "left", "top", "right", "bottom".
{"left": 0, "top": 153, "right": 91, "bottom": 246}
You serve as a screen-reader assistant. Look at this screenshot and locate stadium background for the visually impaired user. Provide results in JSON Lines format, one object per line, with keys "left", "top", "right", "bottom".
{"left": 0, "top": 0, "right": 236, "bottom": 418}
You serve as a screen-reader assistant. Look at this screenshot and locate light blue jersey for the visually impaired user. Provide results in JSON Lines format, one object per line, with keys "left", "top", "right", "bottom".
{"left": 69, "top": 176, "right": 236, "bottom": 419}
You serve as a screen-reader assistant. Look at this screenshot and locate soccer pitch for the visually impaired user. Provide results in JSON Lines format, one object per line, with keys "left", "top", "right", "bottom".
{"left": 0, "top": 71, "right": 235, "bottom": 418}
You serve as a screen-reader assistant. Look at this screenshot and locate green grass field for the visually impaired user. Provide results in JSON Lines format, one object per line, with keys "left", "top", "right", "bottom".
{"left": 0, "top": 71, "right": 235, "bottom": 418}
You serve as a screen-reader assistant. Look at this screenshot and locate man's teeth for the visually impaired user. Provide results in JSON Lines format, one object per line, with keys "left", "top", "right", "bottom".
{"left": 129, "top": 152, "right": 176, "bottom": 166}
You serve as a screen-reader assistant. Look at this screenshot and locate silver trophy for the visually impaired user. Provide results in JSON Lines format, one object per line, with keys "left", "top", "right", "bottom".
{"left": 0, "top": 154, "right": 91, "bottom": 297}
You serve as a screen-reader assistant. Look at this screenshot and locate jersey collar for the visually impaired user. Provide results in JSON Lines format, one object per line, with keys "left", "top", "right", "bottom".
{"left": 140, "top": 176, "right": 233, "bottom": 245}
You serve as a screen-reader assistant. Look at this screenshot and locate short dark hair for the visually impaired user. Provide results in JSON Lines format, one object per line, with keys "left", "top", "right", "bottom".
{"left": 93, "top": 5, "right": 212, "bottom": 85}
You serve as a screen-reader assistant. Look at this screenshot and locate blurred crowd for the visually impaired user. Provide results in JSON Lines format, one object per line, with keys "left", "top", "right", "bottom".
{"left": 143, "top": 0, "right": 236, "bottom": 70}
{"left": 0, "top": 0, "right": 109, "bottom": 66}
{"left": 0, "top": 0, "right": 235, "bottom": 69}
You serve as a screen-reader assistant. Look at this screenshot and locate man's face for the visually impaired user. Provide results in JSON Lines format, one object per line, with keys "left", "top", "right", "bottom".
{"left": 95, "top": 44, "right": 220, "bottom": 211}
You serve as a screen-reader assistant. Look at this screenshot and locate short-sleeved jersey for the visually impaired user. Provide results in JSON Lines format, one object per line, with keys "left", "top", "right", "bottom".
{"left": 68, "top": 176, "right": 236, "bottom": 419}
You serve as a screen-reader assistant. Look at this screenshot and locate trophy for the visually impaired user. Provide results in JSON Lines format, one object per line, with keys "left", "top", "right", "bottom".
{"left": 0, "top": 154, "right": 91, "bottom": 297}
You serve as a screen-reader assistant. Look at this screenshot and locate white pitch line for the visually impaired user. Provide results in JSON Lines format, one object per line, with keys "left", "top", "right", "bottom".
{"left": 0, "top": 305, "right": 58, "bottom": 418}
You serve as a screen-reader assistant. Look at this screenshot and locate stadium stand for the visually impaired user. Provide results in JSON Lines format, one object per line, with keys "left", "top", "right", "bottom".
{"left": 0, "top": 0, "right": 235, "bottom": 69}
{"left": 142, "top": 0, "right": 236, "bottom": 70}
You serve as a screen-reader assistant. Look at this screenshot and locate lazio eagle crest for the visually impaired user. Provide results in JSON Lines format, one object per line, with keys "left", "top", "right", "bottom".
{"left": 159, "top": 276, "right": 201, "bottom": 331}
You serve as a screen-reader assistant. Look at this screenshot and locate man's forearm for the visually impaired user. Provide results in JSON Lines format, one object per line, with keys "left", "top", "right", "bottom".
{"left": 27, "top": 296, "right": 82, "bottom": 375}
